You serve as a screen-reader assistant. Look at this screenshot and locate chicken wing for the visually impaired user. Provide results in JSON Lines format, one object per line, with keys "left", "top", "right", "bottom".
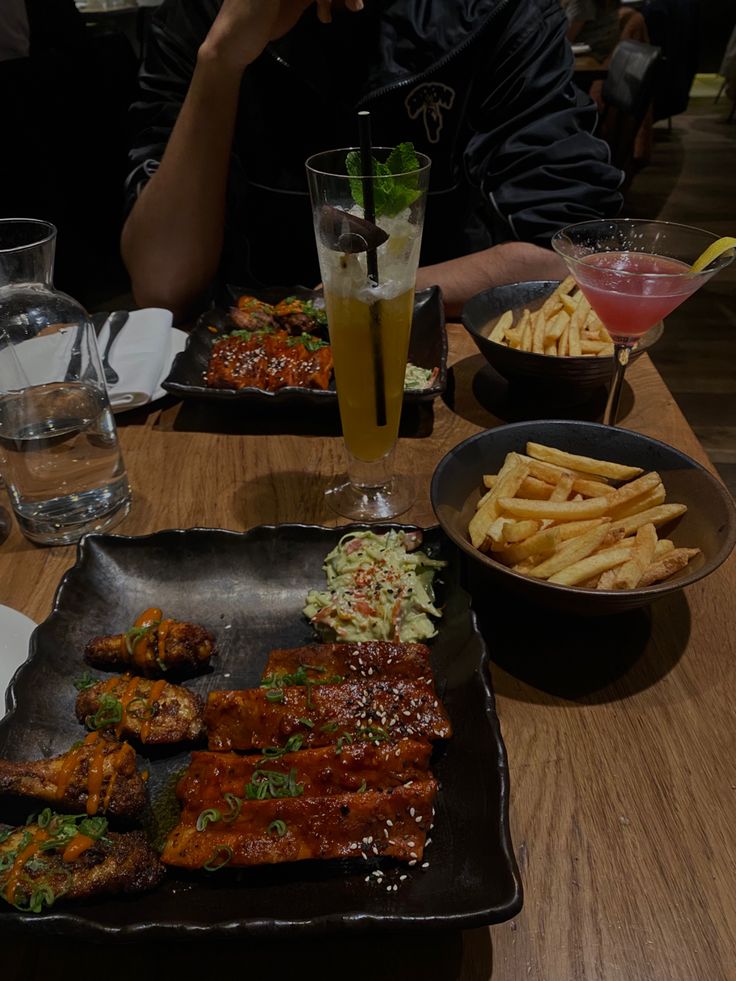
{"left": 75, "top": 674, "right": 204, "bottom": 745}
{"left": 0, "top": 733, "right": 145, "bottom": 818}
{"left": 0, "top": 811, "right": 164, "bottom": 912}
{"left": 205, "top": 679, "right": 451, "bottom": 752}
{"left": 84, "top": 607, "right": 215, "bottom": 677}
{"left": 162, "top": 779, "right": 437, "bottom": 870}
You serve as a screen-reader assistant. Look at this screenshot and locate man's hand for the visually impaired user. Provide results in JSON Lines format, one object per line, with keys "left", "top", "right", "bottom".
{"left": 201, "top": 0, "right": 364, "bottom": 74}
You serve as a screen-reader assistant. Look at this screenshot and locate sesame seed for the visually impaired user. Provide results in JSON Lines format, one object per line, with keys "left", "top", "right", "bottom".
{"left": 386, "top": 819, "right": 393, "bottom": 827}
{"left": 408, "top": 860, "right": 417, "bottom": 866}
{"left": 409, "top": 807, "right": 415, "bottom": 817}
{"left": 415, "top": 816, "right": 422, "bottom": 823}
{"left": 410, "top": 851, "right": 417, "bottom": 858}
{"left": 422, "top": 862, "right": 429, "bottom": 869}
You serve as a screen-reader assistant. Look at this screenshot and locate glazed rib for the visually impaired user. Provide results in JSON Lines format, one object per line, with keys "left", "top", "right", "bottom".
{"left": 262, "top": 641, "right": 434, "bottom": 686}
{"left": 177, "top": 739, "right": 433, "bottom": 806}
{"left": 0, "top": 734, "right": 145, "bottom": 818}
{"left": 205, "top": 680, "right": 451, "bottom": 752}
{"left": 162, "top": 779, "right": 437, "bottom": 869}
{"left": 84, "top": 617, "right": 215, "bottom": 677}
{"left": 0, "top": 818, "right": 164, "bottom": 911}
{"left": 75, "top": 674, "right": 204, "bottom": 745}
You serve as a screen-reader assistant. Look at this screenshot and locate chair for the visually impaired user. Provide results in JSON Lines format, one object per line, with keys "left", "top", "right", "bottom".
{"left": 598, "top": 39, "right": 661, "bottom": 183}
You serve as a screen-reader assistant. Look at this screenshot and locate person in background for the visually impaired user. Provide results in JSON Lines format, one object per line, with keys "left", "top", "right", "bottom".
{"left": 122, "top": 0, "right": 624, "bottom": 321}
{"left": 562, "top": 0, "right": 620, "bottom": 64}
{"left": 0, "top": 0, "right": 29, "bottom": 62}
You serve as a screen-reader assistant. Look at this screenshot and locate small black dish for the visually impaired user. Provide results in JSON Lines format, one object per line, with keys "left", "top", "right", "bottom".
{"left": 162, "top": 286, "right": 447, "bottom": 405}
{"left": 462, "top": 281, "right": 663, "bottom": 405}
{"left": 431, "top": 420, "right": 736, "bottom": 615}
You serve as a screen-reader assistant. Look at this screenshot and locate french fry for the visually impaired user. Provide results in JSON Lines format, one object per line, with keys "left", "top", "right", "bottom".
{"left": 531, "top": 309, "right": 547, "bottom": 354}
{"left": 609, "top": 522, "right": 658, "bottom": 589}
{"left": 471, "top": 458, "right": 530, "bottom": 550}
{"left": 581, "top": 339, "right": 614, "bottom": 354}
{"left": 558, "top": 321, "right": 570, "bottom": 357}
{"left": 637, "top": 548, "right": 701, "bottom": 587}
{"left": 560, "top": 293, "right": 581, "bottom": 314}
{"left": 489, "top": 310, "right": 514, "bottom": 344}
{"left": 525, "top": 523, "right": 613, "bottom": 580}
{"left": 548, "top": 473, "right": 574, "bottom": 502}
{"left": 540, "top": 276, "right": 576, "bottom": 319}
{"left": 607, "top": 473, "right": 663, "bottom": 513}
{"left": 568, "top": 294, "right": 589, "bottom": 357}
{"left": 518, "top": 455, "right": 612, "bottom": 486}
{"left": 520, "top": 315, "right": 533, "bottom": 352}
{"left": 547, "top": 545, "right": 634, "bottom": 586}
{"left": 501, "top": 519, "right": 541, "bottom": 543}
{"left": 556, "top": 518, "right": 609, "bottom": 540}
{"left": 545, "top": 311, "right": 569, "bottom": 341}
{"left": 608, "top": 503, "right": 687, "bottom": 538}
{"left": 498, "top": 527, "right": 561, "bottom": 565}
{"left": 525, "top": 443, "right": 643, "bottom": 481}
{"left": 608, "top": 483, "right": 667, "bottom": 519}
{"left": 497, "top": 494, "right": 613, "bottom": 522}
{"left": 482, "top": 474, "right": 496, "bottom": 489}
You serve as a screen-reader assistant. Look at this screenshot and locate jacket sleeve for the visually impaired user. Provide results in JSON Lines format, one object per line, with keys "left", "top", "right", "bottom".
{"left": 124, "top": 0, "right": 218, "bottom": 215}
{"left": 463, "top": 0, "right": 624, "bottom": 245}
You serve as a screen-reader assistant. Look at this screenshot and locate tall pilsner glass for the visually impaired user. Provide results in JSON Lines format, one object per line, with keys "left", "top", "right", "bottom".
{"left": 307, "top": 149, "right": 431, "bottom": 521}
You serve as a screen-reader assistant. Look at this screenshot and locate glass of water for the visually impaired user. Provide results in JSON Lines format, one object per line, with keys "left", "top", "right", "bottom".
{"left": 0, "top": 219, "right": 131, "bottom": 545}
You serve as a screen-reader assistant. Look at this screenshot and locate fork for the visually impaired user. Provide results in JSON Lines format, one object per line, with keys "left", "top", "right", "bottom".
{"left": 98, "top": 311, "right": 129, "bottom": 386}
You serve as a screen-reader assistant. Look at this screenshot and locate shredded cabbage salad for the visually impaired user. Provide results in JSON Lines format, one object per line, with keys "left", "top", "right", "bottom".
{"left": 303, "top": 530, "right": 446, "bottom": 642}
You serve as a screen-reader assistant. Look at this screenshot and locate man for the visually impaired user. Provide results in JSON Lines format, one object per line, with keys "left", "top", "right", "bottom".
{"left": 122, "top": 0, "right": 623, "bottom": 320}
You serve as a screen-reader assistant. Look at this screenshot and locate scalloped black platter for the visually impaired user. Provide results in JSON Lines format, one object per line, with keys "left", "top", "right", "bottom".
{"left": 0, "top": 524, "right": 521, "bottom": 939}
{"left": 162, "top": 286, "right": 447, "bottom": 404}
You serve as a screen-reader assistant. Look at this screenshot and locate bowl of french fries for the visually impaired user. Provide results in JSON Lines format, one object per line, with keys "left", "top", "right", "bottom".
{"left": 431, "top": 421, "right": 736, "bottom": 614}
{"left": 462, "top": 279, "right": 663, "bottom": 403}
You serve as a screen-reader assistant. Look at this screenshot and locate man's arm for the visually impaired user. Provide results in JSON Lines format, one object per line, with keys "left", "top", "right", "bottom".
{"left": 416, "top": 243, "right": 567, "bottom": 318}
{"left": 121, "top": 0, "right": 356, "bottom": 321}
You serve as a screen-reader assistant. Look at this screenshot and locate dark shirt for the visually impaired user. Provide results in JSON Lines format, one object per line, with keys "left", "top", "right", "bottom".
{"left": 126, "top": 0, "right": 624, "bottom": 293}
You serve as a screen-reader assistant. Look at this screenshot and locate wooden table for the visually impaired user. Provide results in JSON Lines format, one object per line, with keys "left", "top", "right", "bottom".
{"left": 2, "top": 326, "right": 735, "bottom": 980}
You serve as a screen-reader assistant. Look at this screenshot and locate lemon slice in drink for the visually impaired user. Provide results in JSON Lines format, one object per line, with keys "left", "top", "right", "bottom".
{"left": 690, "top": 236, "right": 736, "bottom": 273}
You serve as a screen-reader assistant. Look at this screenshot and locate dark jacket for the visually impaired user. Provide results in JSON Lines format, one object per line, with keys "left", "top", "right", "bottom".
{"left": 127, "top": 0, "right": 623, "bottom": 290}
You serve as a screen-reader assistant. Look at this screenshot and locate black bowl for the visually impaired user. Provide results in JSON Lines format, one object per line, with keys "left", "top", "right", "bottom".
{"left": 430, "top": 420, "right": 736, "bottom": 615}
{"left": 462, "top": 281, "right": 663, "bottom": 405}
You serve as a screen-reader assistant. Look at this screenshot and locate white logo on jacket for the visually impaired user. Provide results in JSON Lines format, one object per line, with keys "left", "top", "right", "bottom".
{"left": 405, "top": 82, "right": 456, "bottom": 143}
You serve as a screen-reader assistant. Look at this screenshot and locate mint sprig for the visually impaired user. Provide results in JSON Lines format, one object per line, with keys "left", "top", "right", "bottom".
{"left": 346, "top": 142, "right": 422, "bottom": 218}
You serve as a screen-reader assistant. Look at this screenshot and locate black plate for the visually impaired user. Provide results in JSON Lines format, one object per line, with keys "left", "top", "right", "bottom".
{"left": 0, "top": 525, "right": 521, "bottom": 939}
{"left": 162, "top": 287, "right": 447, "bottom": 404}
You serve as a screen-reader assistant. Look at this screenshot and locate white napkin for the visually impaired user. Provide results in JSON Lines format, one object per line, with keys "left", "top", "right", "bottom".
{"left": 101, "top": 308, "right": 175, "bottom": 409}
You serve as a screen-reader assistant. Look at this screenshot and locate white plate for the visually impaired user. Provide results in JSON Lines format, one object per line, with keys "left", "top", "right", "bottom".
{"left": 0, "top": 605, "right": 36, "bottom": 708}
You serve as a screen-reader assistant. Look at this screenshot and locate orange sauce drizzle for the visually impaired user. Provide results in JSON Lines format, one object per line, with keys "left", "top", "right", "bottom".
{"left": 62, "top": 834, "right": 95, "bottom": 863}
{"left": 134, "top": 608, "right": 163, "bottom": 628}
{"left": 132, "top": 607, "right": 163, "bottom": 672}
{"left": 3, "top": 828, "right": 48, "bottom": 904}
{"left": 156, "top": 618, "right": 173, "bottom": 670}
{"left": 108, "top": 674, "right": 141, "bottom": 739}
{"left": 140, "top": 679, "right": 167, "bottom": 743}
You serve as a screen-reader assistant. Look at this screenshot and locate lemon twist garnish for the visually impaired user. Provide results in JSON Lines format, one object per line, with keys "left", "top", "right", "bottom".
{"left": 690, "top": 236, "right": 736, "bottom": 273}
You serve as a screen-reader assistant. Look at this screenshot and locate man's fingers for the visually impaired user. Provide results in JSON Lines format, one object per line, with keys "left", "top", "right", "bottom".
{"left": 316, "top": 0, "right": 333, "bottom": 23}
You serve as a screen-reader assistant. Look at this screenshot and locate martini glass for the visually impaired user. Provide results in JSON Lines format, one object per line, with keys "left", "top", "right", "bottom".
{"left": 551, "top": 219, "right": 734, "bottom": 425}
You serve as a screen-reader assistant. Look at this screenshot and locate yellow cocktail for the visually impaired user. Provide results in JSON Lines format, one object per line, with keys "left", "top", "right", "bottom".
{"left": 307, "top": 144, "right": 430, "bottom": 520}
{"left": 324, "top": 286, "right": 414, "bottom": 462}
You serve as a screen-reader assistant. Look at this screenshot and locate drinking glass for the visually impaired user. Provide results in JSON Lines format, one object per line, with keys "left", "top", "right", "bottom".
{"left": 551, "top": 219, "right": 734, "bottom": 425}
{"left": 0, "top": 219, "right": 131, "bottom": 545}
{"left": 306, "top": 147, "right": 431, "bottom": 520}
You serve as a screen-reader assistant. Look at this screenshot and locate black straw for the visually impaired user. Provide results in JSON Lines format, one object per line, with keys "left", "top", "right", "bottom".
{"left": 357, "top": 110, "right": 386, "bottom": 428}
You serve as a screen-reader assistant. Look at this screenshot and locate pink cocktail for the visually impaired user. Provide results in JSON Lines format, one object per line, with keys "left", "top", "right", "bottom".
{"left": 552, "top": 220, "right": 733, "bottom": 425}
